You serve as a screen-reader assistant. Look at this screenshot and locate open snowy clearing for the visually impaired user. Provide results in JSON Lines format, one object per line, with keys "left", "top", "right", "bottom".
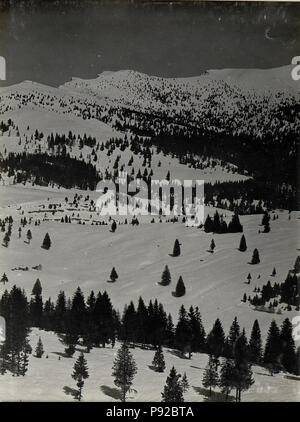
{"left": 0, "top": 327, "right": 299, "bottom": 402}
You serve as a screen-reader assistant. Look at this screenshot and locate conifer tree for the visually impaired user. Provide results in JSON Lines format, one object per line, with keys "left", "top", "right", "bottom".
{"left": 204, "top": 215, "right": 214, "bottom": 233}
{"left": 238, "top": 235, "right": 247, "bottom": 252}
{"left": 41, "top": 232, "right": 51, "bottom": 250}
{"left": 280, "top": 318, "right": 296, "bottom": 374}
{"left": 35, "top": 337, "right": 44, "bottom": 358}
{"left": 202, "top": 355, "right": 219, "bottom": 396}
{"left": 72, "top": 352, "right": 89, "bottom": 401}
{"left": 111, "top": 220, "right": 117, "bottom": 233}
{"left": 227, "top": 317, "right": 240, "bottom": 357}
{"left": 31, "top": 279, "right": 42, "bottom": 296}
{"left": 251, "top": 248, "right": 260, "bottom": 264}
{"left": 174, "top": 276, "right": 185, "bottom": 297}
{"left": 206, "top": 318, "right": 226, "bottom": 360}
{"left": 172, "top": 239, "right": 181, "bottom": 257}
{"left": 112, "top": 342, "right": 137, "bottom": 402}
{"left": 152, "top": 345, "right": 166, "bottom": 372}
{"left": 26, "top": 229, "right": 32, "bottom": 244}
{"left": 181, "top": 372, "right": 189, "bottom": 393}
{"left": 188, "top": 306, "right": 206, "bottom": 353}
{"left": 160, "top": 265, "right": 171, "bottom": 286}
{"left": 161, "top": 366, "right": 184, "bottom": 402}
{"left": 272, "top": 267, "right": 276, "bottom": 277}
{"left": 110, "top": 267, "right": 118, "bottom": 282}
{"left": 1, "top": 273, "right": 8, "bottom": 285}
{"left": 219, "top": 358, "right": 235, "bottom": 401}
{"left": 263, "top": 320, "right": 281, "bottom": 374}
{"left": 175, "top": 306, "right": 192, "bottom": 356}
{"left": 249, "top": 320, "right": 262, "bottom": 364}
{"left": 3, "top": 232, "right": 10, "bottom": 247}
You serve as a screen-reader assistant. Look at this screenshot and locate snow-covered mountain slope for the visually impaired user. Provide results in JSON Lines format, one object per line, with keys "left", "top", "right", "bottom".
{"left": 1, "top": 65, "right": 299, "bottom": 141}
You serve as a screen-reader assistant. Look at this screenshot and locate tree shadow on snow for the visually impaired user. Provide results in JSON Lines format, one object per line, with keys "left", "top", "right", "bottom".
{"left": 63, "top": 386, "right": 79, "bottom": 400}
{"left": 167, "top": 349, "right": 189, "bottom": 359}
{"left": 100, "top": 385, "right": 123, "bottom": 400}
{"left": 193, "top": 386, "right": 235, "bottom": 402}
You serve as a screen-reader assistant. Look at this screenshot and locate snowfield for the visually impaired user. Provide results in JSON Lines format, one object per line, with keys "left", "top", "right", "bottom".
{"left": 0, "top": 327, "right": 299, "bottom": 402}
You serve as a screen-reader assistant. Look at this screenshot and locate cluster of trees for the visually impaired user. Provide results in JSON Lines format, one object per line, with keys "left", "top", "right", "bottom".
{"left": 248, "top": 257, "right": 299, "bottom": 309}
{"left": 1, "top": 283, "right": 298, "bottom": 379}
{"left": 204, "top": 211, "right": 243, "bottom": 233}
{"left": 0, "top": 286, "right": 31, "bottom": 376}
{"left": 1, "top": 152, "right": 101, "bottom": 190}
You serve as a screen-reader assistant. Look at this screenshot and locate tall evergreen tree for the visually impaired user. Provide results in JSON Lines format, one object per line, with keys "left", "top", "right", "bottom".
{"left": 152, "top": 345, "right": 166, "bottom": 372}
{"left": 238, "top": 235, "right": 247, "bottom": 252}
{"left": 112, "top": 342, "right": 137, "bottom": 402}
{"left": 174, "top": 276, "right": 185, "bottom": 297}
{"left": 249, "top": 320, "right": 262, "bottom": 364}
{"left": 110, "top": 267, "right": 118, "bottom": 282}
{"left": 175, "top": 305, "right": 192, "bottom": 357}
{"left": 251, "top": 248, "right": 260, "bottom": 264}
{"left": 181, "top": 372, "right": 189, "bottom": 393}
{"left": 172, "top": 239, "right": 181, "bottom": 257}
{"left": 41, "top": 232, "right": 51, "bottom": 250}
{"left": 219, "top": 358, "right": 235, "bottom": 401}
{"left": 202, "top": 355, "right": 219, "bottom": 396}
{"left": 35, "top": 337, "right": 44, "bottom": 358}
{"left": 206, "top": 318, "right": 226, "bottom": 360}
{"left": 31, "top": 279, "right": 42, "bottom": 296}
{"left": 1, "top": 273, "right": 8, "bottom": 285}
{"left": 263, "top": 320, "right": 281, "bottom": 374}
{"left": 26, "top": 229, "right": 32, "bottom": 244}
{"left": 72, "top": 352, "right": 89, "bottom": 401}
{"left": 160, "top": 265, "right": 171, "bottom": 286}
{"left": 280, "top": 318, "right": 296, "bottom": 374}
{"left": 161, "top": 366, "right": 184, "bottom": 402}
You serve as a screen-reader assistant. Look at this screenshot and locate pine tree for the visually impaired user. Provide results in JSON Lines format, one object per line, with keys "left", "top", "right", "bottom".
{"left": 181, "top": 372, "right": 189, "bottom": 393}
{"left": 72, "top": 352, "right": 89, "bottom": 401}
{"left": 263, "top": 320, "right": 281, "bottom": 374}
{"left": 110, "top": 267, "right": 118, "bottom": 282}
{"left": 174, "top": 276, "right": 185, "bottom": 297}
{"left": 206, "top": 318, "right": 226, "bottom": 359}
{"left": 1, "top": 273, "right": 8, "bottom": 284}
{"left": 247, "top": 273, "right": 251, "bottom": 284}
{"left": 272, "top": 267, "right": 276, "bottom": 277}
{"left": 233, "top": 331, "right": 254, "bottom": 402}
{"left": 219, "top": 358, "right": 235, "bottom": 401}
{"left": 238, "top": 235, "right": 247, "bottom": 252}
{"left": 31, "top": 279, "right": 42, "bottom": 296}
{"left": 280, "top": 318, "right": 296, "bottom": 374}
{"left": 152, "top": 345, "right": 166, "bottom": 372}
{"left": 35, "top": 337, "right": 44, "bottom": 358}
{"left": 160, "top": 265, "right": 171, "bottom": 286}
{"left": 161, "top": 366, "right": 184, "bottom": 402}
{"left": 202, "top": 355, "right": 219, "bottom": 396}
{"left": 26, "top": 229, "right": 32, "bottom": 244}
{"left": 3, "top": 232, "right": 10, "bottom": 247}
{"left": 210, "top": 238, "right": 216, "bottom": 252}
{"left": 204, "top": 215, "right": 214, "bottom": 233}
{"left": 249, "top": 320, "right": 262, "bottom": 364}
{"left": 112, "top": 342, "right": 137, "bottom": 402}
{"left": 251, "top": 248, "right": 260, "bottom": 264}
{"left": 111, "top": 220, "right": 117, "bottom": 233}
{"left": 172, "top": 239, "right": 181, "bottom": 257}
{"left": 41, "top": 232, "right": 51, "bottom": 250}
{"left": 227, "top": 317, "right": 240, "bottom": 357}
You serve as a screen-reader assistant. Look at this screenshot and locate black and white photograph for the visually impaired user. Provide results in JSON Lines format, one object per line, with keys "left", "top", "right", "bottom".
{"left": 0, "top": 0, "right": 299, "bottom": 404}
